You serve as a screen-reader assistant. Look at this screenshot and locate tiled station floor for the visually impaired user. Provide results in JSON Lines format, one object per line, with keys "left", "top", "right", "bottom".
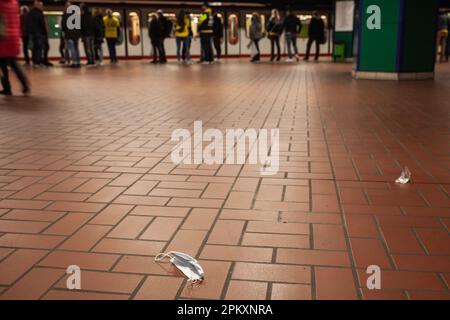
{"left": 0, "top": 59, "right": 449, "bottom": 300}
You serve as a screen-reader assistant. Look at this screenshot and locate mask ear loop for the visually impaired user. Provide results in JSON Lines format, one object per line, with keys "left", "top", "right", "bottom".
{"left": 154, "top": 252, "right": 174, "bottom": 262}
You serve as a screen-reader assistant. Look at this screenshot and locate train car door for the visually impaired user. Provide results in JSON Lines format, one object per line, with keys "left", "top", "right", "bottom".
{"left": 226, "top": 12, "right": 240, "bottom": 56}
{"left": 102, "top": 10, "right": 126, "bottom": 59}
{"left": 43, "top": 11, "right": 63, "bottom": 60}
{"left": 125, "top": 10, "right": 143, "bottom": 57}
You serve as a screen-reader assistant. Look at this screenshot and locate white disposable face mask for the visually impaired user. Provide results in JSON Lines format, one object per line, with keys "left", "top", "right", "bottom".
{"left": 155, "top": 251, "right": 204, "bottom": 283}
{"left": 396, "top": 166, "right": 411, "bottom": 184}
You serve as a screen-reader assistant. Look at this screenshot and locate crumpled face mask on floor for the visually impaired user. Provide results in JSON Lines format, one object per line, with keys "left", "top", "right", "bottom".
{"left": 155, "top": 251, "right": 204, "bottom": 283}
{"left": 396, "top": 166, "right": 411, "bottom": 184}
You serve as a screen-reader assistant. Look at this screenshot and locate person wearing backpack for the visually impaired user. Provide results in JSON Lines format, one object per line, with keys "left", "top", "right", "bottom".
{"left": 156, "top": 9, "right": 172, "bottom": 64}
{"left": 266, "top": 9, "right": 282, "bottom": 62}
{"left": 0, "top": 0, "right": 30, "bottom": 95}
{"left": 198, "top": 3, "right": 214, "bottom": 64}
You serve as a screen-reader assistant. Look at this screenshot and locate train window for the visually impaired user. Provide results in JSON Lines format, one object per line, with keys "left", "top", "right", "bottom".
{"left": 43, "top": 12, "right": 63, "bottom": 39}
{"left": 228, "top": 14, "right": 239, "bottom": 45}
{"left": 128, "top": 12, "right": 141, "bottom": 45}
{"left": 245, "top": 13, "right": 266, "bottom": 38}
{"left": 113, "top": 12, "right": 124, "bottom": 45}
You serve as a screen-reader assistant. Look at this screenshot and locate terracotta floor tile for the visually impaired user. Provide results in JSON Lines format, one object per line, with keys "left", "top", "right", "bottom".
{"left": 0, "top": 249, "right": 48, "bottom": 285}
{"left": 232, "top": 262, "right": 310, "bottom": 284}
{"left": 1, "top": 267, "right": 64, "bottom": 300}
{"left": 313, "top": 224, "right": 347, "bottom": 250}
{"left": 200, "top": 245, "right": 273, "bottom": 263}
{"left": 93, "top": 238, "right": 164, "bottom": 256}
{"left": 207, "top": 220, "right": 245, "bottom": 245}
{"left": 315, "top": 267, "right": 358, "bottom": 300}
{"left": 39, "top": 251, "right": 119, "bottom": 271}
{"left": 43, "top": 212, "right": 93, "bottom": 236}
{"left": 350, "top": 238, "right": 392, "bottom": 269}
{"left": 225, "top": 280, "right": 268, "bottom": 300}
{"left": 108, "top": 216, "right": 153, "bottom": 239}
{"left": 140, "top": 217, "right": 183, "bottom": 241}
{"left": 55, "top": 271, "right": 143, "bottom": 294}
{"left": 134, "top": 275, "right": 183, "bottom": 300}
{"left": 271, "top": 283, "right": 312, "bottom": 300}
{"left": 277, "top": 248, "right": 351, "bottom": 267}
{"left": 182, "top": 208, "right": 219, "bottom": 230}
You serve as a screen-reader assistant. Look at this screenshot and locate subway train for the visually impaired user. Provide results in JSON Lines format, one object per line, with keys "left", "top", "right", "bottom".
{"left": 18, "top": 1, "right": 336, "bottom": 61}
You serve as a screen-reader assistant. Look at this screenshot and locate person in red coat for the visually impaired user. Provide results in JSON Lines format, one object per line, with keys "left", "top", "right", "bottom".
{"left": 0, "top": 0, "right": 30, "bottom": 95}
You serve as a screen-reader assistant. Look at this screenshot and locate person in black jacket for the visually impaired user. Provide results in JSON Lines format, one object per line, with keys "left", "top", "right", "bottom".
{"left": 156, "top": 9, "right": 172, "bottom": 63}
{"left": 81, "top": 4, "right": 96, "bottom": 65}
{"left": 283, "top": 8, "right": 302, "bottom": 62}
{"left": 212, "top": 14, "right": 223, "bottom": 61}
{"left": 148, "top": 13, "right": 161, "bottom": 63}
{"left": 266, "top": 9, "right": 282, "bottom": 62}
{"left": 61, "top": 1, "right": 82, "bottom": 68}
{"left": 27, "top": 1, "right": 46, "bottom": 66}
{"left": 92, "top": 8, "right": 105, "bottom": 65}
{"left": 304, "top": 12, "right": 325, "bottom": 61}
{"left": 20, "top": 6, "right": 31, "bottom": 65}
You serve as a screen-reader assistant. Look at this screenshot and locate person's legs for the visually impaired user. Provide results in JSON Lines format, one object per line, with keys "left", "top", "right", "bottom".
{"left": 151, "top": 40, "right": 158, "bottom": 62}
{"left": 315, "top": 39, "right": 320, "bottom": 61}
{"left": 292, "top": 35, "right": 299, "bottom": 60}
{"left": 176, "top": 37, "right": 182, "bottom": 62}
{"left": 9, "top": 58, "right": 30, "bottom": 93}
{"left": 181, "top": 37, "right": 189, "bottom": 62}
{"left": 106, "top": 38, "right": 114, "bottom": 62}
{"left": 213, "top": 37, "right": 221, "bottom": 60}
{"left": 22, "top": 36, "right": 30, "bottom": 64}
{"left": 275, "top": 36, "right": 281, "bottom": 61}
{"left": 304, "top": 37, "right": 313, "bottom": 60}
{"left": 255, "top": 39, "right": 260, "bottom": 60}
{"left": 0, "top": 59, "right": 12, "bottom": 94}
{"left": 43, "top": 36, "right": 52, "bottom": 66}
{"left": 206, "top": 35, "right": 214, "bottom": 62}
{"left": 160, "top": 39, "right": 167, "bottom": 63}
{"left": 270, "top": 37, "right": 275, "bottom": 61}
{"left": 286, "top": 34, "right": 293, "bottom": 59}
{"left": 31, "top": 34, "right": 43, "bottom": 65}
{"left": 186, "top": 37, "right": 192, "bottom": 62}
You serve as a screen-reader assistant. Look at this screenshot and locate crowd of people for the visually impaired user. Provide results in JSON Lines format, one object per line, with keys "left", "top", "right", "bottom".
{"left": 1, "top": 0, "right": 449, "bottom": 96}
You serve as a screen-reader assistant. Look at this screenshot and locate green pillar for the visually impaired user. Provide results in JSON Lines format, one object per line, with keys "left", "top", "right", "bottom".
{"left": 354, "top": 0, "right": 439, "bottom": 80}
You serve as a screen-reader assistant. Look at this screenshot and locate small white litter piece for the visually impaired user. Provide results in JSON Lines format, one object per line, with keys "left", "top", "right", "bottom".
{"left": 155, "top": 251, "right": 204, "bottom": 283}
{"left": 395, "top": 166, "right": 411, "bottom": 184}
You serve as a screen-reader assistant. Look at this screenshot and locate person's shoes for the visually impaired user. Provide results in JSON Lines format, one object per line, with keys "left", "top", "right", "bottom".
{"left": 303, "top": 57, "right": 309, "bottom": 61}
{"left": 314, "top": 57, "right": 319, "bottom": 62}
{"left": 59, "top": 59, "right": 66, "bottom": 64}
{"left": 295, "top": 55, "right": 300, "bottom": 62}
{"left": 43, "top": 62, "right": 54, "bottom": 67}
{"left": 286, "top": 58, "right": 293, "bottom": 63}
{"left": 270, "top": 56, "right": 275, "bottom": 62}
{"left": 0, "top": 90, "right": 12, "bottom": 96}
{"left": 70, "top": 64, "right": 81, "bottom": 68}
{"left": 160, "top": 60, "right": 167, "bottom": 64}
{"left": 276, "top": 56, "right": 281, "bottom": 62}
{"left": 151, "top": 60, "right": 158, "bottom": 64}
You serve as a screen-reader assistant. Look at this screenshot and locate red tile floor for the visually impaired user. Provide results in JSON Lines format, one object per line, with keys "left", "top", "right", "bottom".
{"left": 0, "top": 59, "right": 449, "bottom": 300}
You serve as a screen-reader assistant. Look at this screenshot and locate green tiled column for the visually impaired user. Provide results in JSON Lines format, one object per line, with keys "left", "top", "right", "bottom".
{"left": 353, "top": 0, "right": 439, "bottom": 80}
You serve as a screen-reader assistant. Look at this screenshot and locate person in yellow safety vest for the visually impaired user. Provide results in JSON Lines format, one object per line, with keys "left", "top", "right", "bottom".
{"left": 103, "top": 9, "right": 120, "bottom": 63}
{"left": 175, "top": 10, "right": 191, "bottom": 63}
{"left": 197, "top": 4, "right": 214, "bottom": 63}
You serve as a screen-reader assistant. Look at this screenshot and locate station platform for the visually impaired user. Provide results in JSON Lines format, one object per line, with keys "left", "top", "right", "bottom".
{"left": 0, "top": 60, "right": 449, "bottom": 300}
